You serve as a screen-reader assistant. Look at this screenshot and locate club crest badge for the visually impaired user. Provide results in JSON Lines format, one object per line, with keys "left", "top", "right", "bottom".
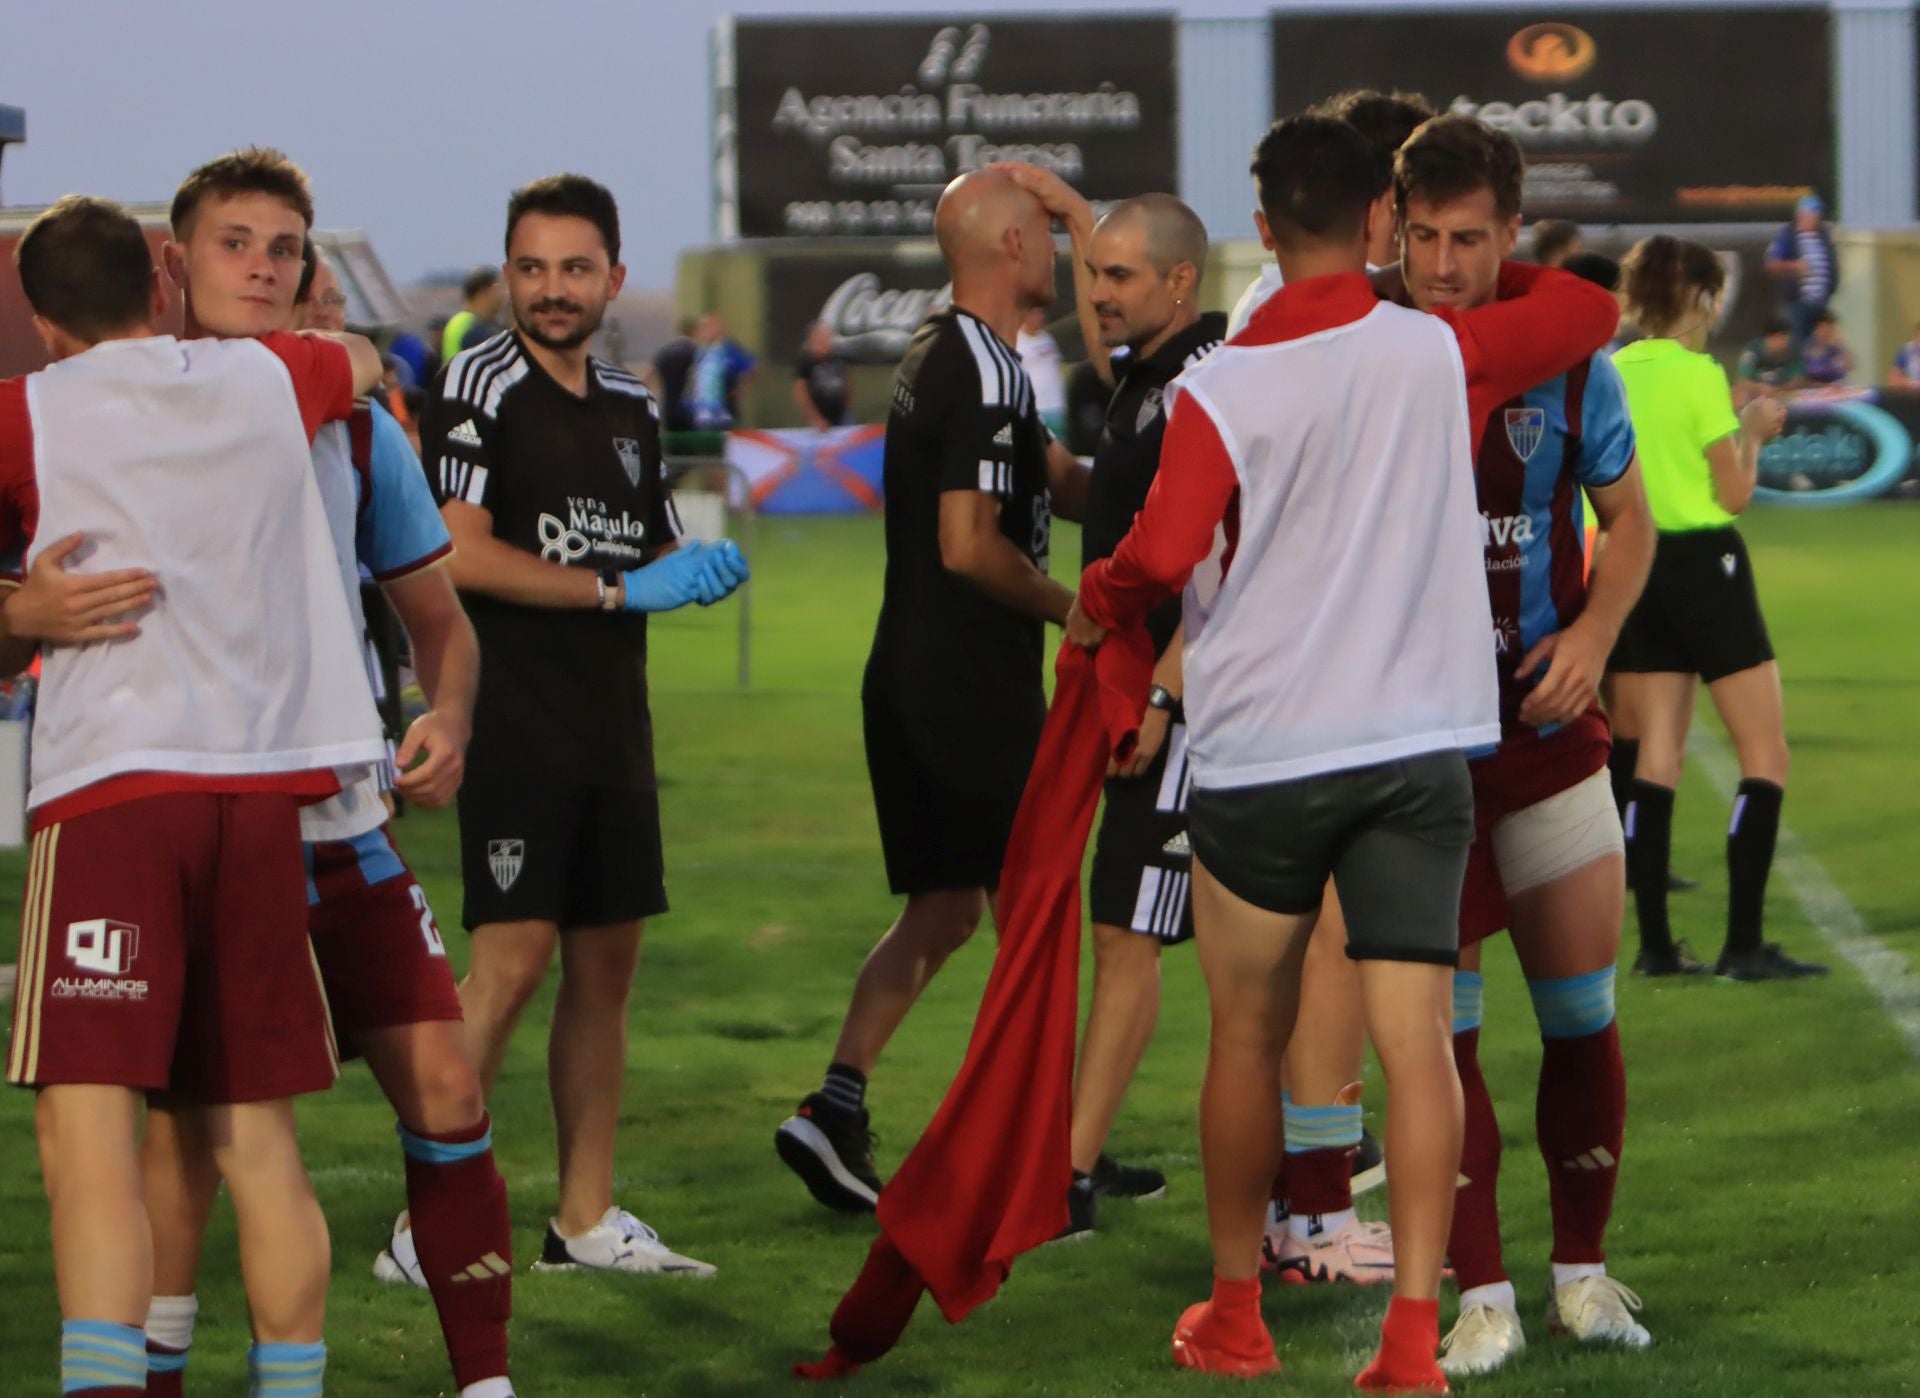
{"left": 1135, "top": 386, "right": 1166, "bottom": 434}
{"left": 1504, "top": 407, "right": 1546, "bottom": 461}
{"left": 1721, "top": 553, "right": 1738, "bottom": 577}
{"left": 488, "top": 840, "right": 525, "bottom": 892}
{"left": 614, "top": 437, "right": 642, "bottom": 488}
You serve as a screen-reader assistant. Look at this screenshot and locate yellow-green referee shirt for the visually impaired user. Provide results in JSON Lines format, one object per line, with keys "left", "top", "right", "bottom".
{"left": 1611, "top": 338, "right": 1743, "bottom": 532}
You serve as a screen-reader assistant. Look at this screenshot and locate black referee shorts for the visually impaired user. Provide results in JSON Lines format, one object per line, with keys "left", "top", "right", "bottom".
{"left": 1611, "top": 526, "right": 1774, "bottom": 683}
{"left": 1088, "top": 716, "right": 1194, "bottom": 946}
{"left": 864, "top": 695, "right": 1041, "bottom": 897}
{"left": 456, "top": 775, "right": 668, "bottom": 931}
{"left": 1188, "top": 750, "right": 1474, "bottom": 967}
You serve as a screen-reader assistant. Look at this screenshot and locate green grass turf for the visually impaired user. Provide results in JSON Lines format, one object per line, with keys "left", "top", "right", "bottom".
{"left": 1, "top": 506, "right": 1917, "bottom": 1395}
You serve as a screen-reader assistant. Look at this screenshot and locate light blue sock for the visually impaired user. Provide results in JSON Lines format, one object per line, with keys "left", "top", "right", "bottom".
{"left": 1527, "top": 967, "right": 1617, "bottom": 1040}
{"left": 250, "top": 1340, "right": 326, "bottom": 1398}
{"left": 1282, "top": 1098, "right": 1363, "bottom": 1154}
{"left": 1453, "top": 970, "right": 1485, "bottom": 1035}
{"left": 61, "top": 1319, "right": 147, "bottom": 1393}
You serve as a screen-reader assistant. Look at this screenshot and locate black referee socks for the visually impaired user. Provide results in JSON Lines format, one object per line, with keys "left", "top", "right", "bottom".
{"left": 1626, "top": 780, "right": 1676, "bottom": 955}
{"left": 1725, "top": 779, "right": 1785, "bottom": 958}
{"left": 819, "top": 1062, "right": 868, "bottom": 1117}
{"left": 1608, "top": 739, "right": 1640, "bottom": 825}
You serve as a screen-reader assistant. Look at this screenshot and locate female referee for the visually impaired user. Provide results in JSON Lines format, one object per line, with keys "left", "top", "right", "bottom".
{"left": 1608, "top": 235, "right": 1829, "bottom": 983}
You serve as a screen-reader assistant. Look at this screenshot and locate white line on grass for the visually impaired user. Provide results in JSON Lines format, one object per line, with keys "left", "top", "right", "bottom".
{"left": 1690, "top": 727, "right": 1920, "bottom": 1062}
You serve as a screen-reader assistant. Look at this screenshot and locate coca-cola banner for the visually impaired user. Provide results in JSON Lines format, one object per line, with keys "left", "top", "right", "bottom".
{"left": 1270, "top": 8, "right": 1833, "bottom": 225}
{"left": 762, "top": 246, "right": 1083, "bottom": 364}
{"left": 722, "top": 14, "right": 1178, "bottom": 239}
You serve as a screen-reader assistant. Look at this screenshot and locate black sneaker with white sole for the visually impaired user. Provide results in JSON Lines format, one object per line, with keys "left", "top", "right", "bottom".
{"left": 1350, "top": 1129, "right": 1387, "bottom": 1196}
{"left": 1054, "top": 1176, "right": 1097, "bottom": 1242}
{"left": 1633, "top": 939, "right": 1711, "bottom": 977}
{"left": 1716, "top": 942, "right": 1829, "bottom": 982}
{"left": 1089, "top": 1153, "right": 1166, "bottom": 1200}
{"left": 776, "top": 1093, "right": 882, "bottom": 1213}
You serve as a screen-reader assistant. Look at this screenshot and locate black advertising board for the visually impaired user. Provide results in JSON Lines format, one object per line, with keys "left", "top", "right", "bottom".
{"left": 724, "top": 15, "right": 1178, "bottom": 239}
{"left": 1271, "top": 8, "right": 1833, "bottom": 225}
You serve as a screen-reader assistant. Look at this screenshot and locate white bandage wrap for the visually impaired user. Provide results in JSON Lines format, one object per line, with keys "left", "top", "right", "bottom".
{"left": 1492, "top": 768, "right": 1624, "bottom": 897}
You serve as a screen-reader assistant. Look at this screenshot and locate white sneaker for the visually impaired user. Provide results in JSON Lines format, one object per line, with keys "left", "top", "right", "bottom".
{"left": 1273, "top": 1216, "right": 1396, "bottom": 1286}
{"left": 372, "top": 1213, "right": 429, "bottom": 1290}
{"left": 1440, "top": 1300, "right": 1526, "bottom": 1376}
{"left": 1547, "top": 1274, "right": 1652, "bottom": 1349}
{"left": 531, "top": 1206, "right": 717, "bottom": 1277}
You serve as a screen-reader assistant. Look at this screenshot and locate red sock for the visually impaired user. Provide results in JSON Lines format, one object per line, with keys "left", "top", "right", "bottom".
{"left": 1536, "top": 1020, "right": 1626, "bottom": 1266}
{"left": 145, "top": 1347, "right": 186, "bottom": 1397}
{"left": 1447, "top": 1027, "right": 1506, "bottom": 1293}
{"left": 1285, "top": 1146, "right": 1355, "bottom": 1219}
{"left": 1355, "top": 1296, "right": 1446, "bottom": 1391}
{"left": 402, "top": 1114, "right": 512, "bottom": 1390}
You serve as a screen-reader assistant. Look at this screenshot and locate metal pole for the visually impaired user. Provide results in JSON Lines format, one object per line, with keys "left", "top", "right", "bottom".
{"left": 663, "top": 453, "right": 754, "bottom": 689}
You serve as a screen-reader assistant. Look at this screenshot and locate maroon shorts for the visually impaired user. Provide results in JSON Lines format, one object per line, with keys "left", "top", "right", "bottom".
{"left": 1460, "top": 711, "right": 1612, "bottom": 947}
{"left": 307, "top": 829, "right": 463, "bottom": 1056}
{"left": 7, "top": 792, "right": 337, "bottom": 1102}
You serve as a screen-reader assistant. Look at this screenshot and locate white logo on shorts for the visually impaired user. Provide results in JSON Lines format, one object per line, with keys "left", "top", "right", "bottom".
{"left": 66, "top": 918, "right": 139, "bottom": 976}
{"left": 1721, "top": 553, "right": 1737, "bottom": 577}
{"left": 488, "top": 840, "right": 525, "bottom": 892}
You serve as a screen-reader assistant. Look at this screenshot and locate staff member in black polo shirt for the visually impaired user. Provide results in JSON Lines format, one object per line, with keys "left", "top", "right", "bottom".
{"left": 426, "top": 173, "right": 746, "bottom": 1276}
{"left": 775, "top": 166, "right": 1090, "bottom": 1213}
{"left": 1038, "top": 185, "right": 1226, "bottom": 1235}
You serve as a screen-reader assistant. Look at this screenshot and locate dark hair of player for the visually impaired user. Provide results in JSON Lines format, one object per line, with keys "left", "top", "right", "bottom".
{"left": 1532, "top": 218, "right": 1582, "bottom": 264}
{"left": 1813, "top": 308, "right": 1837, "bottom": 329}
{"left": 170, "top": 146, "right": 315, "bottom": 238}
{"left": 1250, "top": 115, "right": 1381, "bottom": 253}
{"left": 1619, "top": 235, "right": 1724, "bottom": 337}
{"left": 1395, "top": 115, "right": 1525, "bottom": 222}
{"left": 16, "top": 195, "right": 155, "bottom": 340}
{"left": 505, "top": 174, "right": 621, "bottom": 264}
{"left": 296, "top": 238, "right": 319, "bottom": 305}
{"left": 462, "top": 265, "right": 501, "bottom": 299}
{"left": 1310, "top": 89, "right": 1436, "bottom": 196}
{"left": 1561, "top": 250, "right": 1621, "bottom": 292}
{"left": 1762, "top": 314, "right": 1792, "bottom": 337}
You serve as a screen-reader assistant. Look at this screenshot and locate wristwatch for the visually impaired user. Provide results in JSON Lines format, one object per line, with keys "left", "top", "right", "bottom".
{"left": 1147, "top": 684, "right": 1178, "bottom": 713}
{"left": 597, "top": 568, "right": 622, "bottom": 612}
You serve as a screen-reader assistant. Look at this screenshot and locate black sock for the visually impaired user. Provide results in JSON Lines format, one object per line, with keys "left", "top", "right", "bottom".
{"left": 1626, "top": 780, "right": 1675, "bottom": 954}
{"left": 819, "top": 1062, "right": 867, "bottom": 1115}
{"left": 1608, "top": 739, "right": 1640, "bottom": 825}
{"left": 1726, "top": 779, "right": 1784, "bottom": 958}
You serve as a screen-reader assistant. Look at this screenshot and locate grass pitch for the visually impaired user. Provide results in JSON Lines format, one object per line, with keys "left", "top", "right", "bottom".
{"left": 0, "top": 506, "right": 1916, "bottom": 1395}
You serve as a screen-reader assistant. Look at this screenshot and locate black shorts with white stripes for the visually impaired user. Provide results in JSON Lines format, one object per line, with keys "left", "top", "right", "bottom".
{"left": 1088, "top": 716, "right": 1194, "bottom": 946}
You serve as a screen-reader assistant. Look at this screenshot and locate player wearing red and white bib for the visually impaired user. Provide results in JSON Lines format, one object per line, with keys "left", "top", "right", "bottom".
{"left": 121, "top": 150, "right": 513, "bottom": 1398}
{"left": 1387, "top": 118, "right": 1660, "bottom": 1377}
{"left": 0, "top": 195, "right": 385, "bottom": 1398}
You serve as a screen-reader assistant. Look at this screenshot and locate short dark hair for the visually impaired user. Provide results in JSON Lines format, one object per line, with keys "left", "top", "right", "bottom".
{"left": 16, "top": 195, "right": 155, "bottom": 340}
{"left": 1813, "top": 308, "right": 1837, "bottom": 328}
{"left": 462, "top": 265, "right": 500, "bottom": 300}
{"left": 1560, "top": 250, "right": 1620, "bottom": 292}
{"left": 1311, "top": 89, "right": 1436, "bottom": 196}
{"left": 1532, "top": 218, "right": 1582, "bottom": 265}
{"left": 505, "top": 174, "right": 620, "bottom": 265}
{"left": 1620, "top": 235, "right": 1724, "bottom": 337}
{"left": 1250, "top": 115, "right": 1379, "bottom": 253}
{"left": 296, "top": 238, "right": 319, "bottom": 305}
{"left": 1395, "top": 115, "right": 1525, "bottom": 222}
{"left": 1763, "top": 314, "right": 1792, "bottom": 338}
{"left": 171, "top": 146, "right": 314, "bottom": 238}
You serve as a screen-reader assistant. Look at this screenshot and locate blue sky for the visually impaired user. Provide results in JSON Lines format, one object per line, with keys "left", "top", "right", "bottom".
{"left": 1, "top": 0, "right": 1307, "bottom": 288}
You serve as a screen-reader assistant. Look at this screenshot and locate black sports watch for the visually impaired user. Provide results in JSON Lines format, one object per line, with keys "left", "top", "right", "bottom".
{"left": 1147, "top": 684, "right": 1178, "bottom": 713}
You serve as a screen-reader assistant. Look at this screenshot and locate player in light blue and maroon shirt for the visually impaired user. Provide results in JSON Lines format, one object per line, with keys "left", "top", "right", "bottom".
{"left": 1394, "top": 114, "right": 1660, "bottom": 1375}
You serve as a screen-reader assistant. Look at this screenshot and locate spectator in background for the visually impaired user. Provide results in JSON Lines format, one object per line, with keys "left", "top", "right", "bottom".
{"left": 1889, "top": 321, "right": 1920, "bottom": 386}
{"left": 1016, "top": 305, "right": 1068, "bottom": 437}
{"left": 1562, "top": 250, "right": 1620, "bottom": 291}
{"left": 793, "top": 320, "right": 852, "bottom": 431}
{"left": 1798, "top": 310, "right": 1853, "bottom": 385}
{"left": 440, "top": 265, "right": 503, "bottom": 361}
{"left": 389, "top": 324, "right": 432, "bottom": 389}
{"left": 1531, "top": 218, "right": 1583, "bottom": 268}
{"left": 649, "top": 317, "right": 698, "bottom": 432}
{"left": 687, "top": 311, "right": 755, "bottom": 429}
{"left": 1064, "top": 354, "right": 1114, "bottom": 456}
{"left": 1735, "top": 316, "right": 1803, "bottom": 403}
{"left": 1764, "top": 195, "right": 1838, "bottom": 348}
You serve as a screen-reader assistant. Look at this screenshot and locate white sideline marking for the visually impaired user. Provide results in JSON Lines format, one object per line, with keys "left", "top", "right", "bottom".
{"left": 1690, "top": 728, "right": 1920, "bottom": 1062}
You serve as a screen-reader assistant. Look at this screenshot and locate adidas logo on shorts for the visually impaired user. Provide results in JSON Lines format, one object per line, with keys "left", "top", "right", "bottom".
{"left": 1161, "top": 830, "right": 1192, "bottom": 858}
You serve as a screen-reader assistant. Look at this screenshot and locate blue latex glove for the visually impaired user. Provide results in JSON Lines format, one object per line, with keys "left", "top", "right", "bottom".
{"left": 618, "top": 546, "right": 712, "bottom": 613}
{"left": 691, "top": 539, "right": 750, "bottom": 606}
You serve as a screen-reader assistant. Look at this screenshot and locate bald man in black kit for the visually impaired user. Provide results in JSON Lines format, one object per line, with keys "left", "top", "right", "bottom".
{"left": 776, "top": 167, "right": 1091, "bottom": 1214}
